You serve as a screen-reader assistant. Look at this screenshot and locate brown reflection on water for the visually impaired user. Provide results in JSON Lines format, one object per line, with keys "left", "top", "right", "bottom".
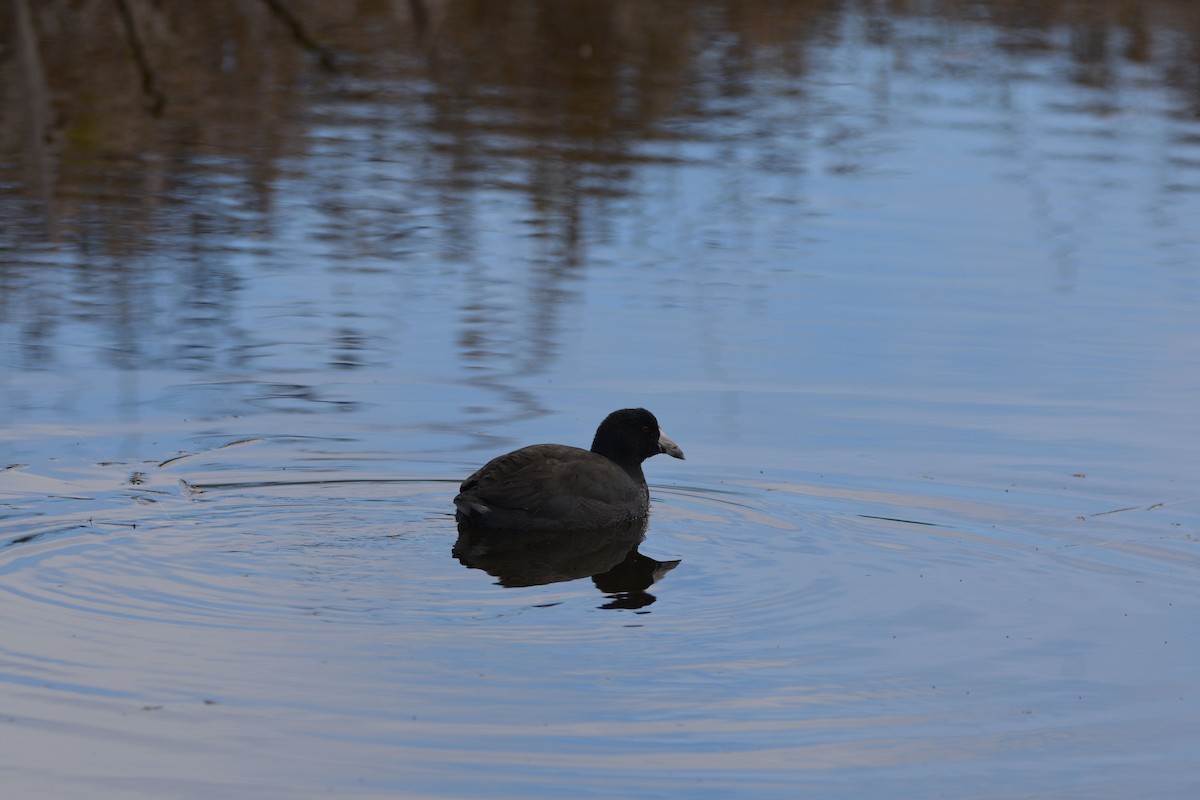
{"left": 5, "top": 1, "right": 1198, "bottom": 230}
{"left": 2, "top": 0, "right": 1199, "bottom": 374}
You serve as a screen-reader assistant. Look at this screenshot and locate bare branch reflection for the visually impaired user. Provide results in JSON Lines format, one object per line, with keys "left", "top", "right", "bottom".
{"left": 1, "top": 0, "right": 1198, "bottom": 427}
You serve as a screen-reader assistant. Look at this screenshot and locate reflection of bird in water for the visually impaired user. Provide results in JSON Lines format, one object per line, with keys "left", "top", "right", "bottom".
{"left": 592, "top": 550, "right": 680, "bottom": 610}
{"left": 453, "top": 517, "right": 680, "bottom": 608}
{"left": 454, "top": 408, "right": 684, "bottom": 531}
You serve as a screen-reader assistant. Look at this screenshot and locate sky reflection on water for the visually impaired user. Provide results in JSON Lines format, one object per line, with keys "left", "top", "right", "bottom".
{"left": 2, "top": 1, "right": 1200, "bottom": 798}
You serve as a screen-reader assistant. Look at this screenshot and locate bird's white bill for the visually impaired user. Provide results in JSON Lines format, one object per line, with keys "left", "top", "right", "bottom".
{"left": 658, "top": 430, "right": 685, "bottom": 460}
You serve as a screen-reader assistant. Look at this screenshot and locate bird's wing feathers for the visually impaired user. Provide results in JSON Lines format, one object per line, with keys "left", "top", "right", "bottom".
{"left": 457, "top": 444, "right": 643, "bottom": 519}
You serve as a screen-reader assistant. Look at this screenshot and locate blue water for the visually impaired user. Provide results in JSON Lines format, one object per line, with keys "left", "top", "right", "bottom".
{"left": 2, "top": 3, "right": 1200, "bottom": 798}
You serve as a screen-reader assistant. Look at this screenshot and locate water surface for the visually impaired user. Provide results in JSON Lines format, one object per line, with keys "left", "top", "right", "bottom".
{"left": 2, "top": 2, "right": 1200, "bottom": 797}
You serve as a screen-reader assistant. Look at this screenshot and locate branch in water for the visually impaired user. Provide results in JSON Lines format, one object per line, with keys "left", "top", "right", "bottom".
{"left": 259, "top": 0, "right": 338, "bottom": 73}
{"left": 112, "top": 0, "right": 168, "bottom": 116}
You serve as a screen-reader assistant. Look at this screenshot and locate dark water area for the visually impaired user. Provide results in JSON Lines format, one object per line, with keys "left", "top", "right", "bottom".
{"left": 3, "top": 1, "right": 1200, "bottom": 797}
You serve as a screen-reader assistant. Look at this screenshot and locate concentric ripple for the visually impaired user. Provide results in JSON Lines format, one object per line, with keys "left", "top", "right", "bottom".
{"left": 3, "top": 459, "right": 1198, "bottom": 800}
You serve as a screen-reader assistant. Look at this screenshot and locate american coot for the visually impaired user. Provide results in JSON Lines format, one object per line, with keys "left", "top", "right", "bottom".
{"left": 454, "top": 408, "right": 685, "bottom": 531}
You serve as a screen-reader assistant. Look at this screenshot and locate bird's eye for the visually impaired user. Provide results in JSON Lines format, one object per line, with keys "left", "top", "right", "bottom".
{"left": 642, "top": 426, "right": 650, "bottom": 433}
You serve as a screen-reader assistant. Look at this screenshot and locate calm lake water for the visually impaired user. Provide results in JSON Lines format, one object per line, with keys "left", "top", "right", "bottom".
{"left": 3, "top": 1, "right": 1200, "bottom": 797}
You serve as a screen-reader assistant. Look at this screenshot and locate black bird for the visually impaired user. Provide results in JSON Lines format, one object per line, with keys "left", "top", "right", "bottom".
{"left": 454, "top": 408, "right": 685, "bottom": 531}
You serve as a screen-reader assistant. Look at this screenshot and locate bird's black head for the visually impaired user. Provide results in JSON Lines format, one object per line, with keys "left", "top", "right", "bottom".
{"left": 590, "top": 408, "right": 685, "bottom": 466}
